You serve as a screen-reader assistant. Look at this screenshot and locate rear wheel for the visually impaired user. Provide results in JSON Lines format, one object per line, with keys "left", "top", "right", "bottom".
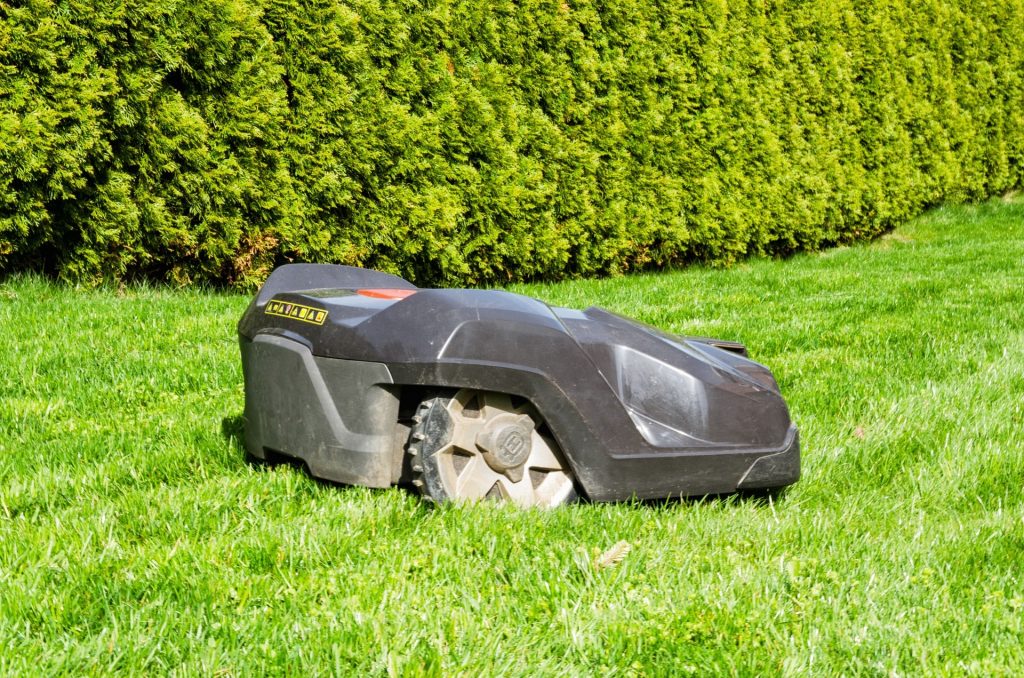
{"left": 409, "top": 389, "right": 576, "bottom": 507}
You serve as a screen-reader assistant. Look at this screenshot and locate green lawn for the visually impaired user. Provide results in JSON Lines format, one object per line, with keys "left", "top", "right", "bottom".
{"left": 2, "top": 198, "right": 1023, "bottom": 676}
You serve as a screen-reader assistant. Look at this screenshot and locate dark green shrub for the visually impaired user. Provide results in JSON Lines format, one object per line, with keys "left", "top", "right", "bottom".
{"left": 2, "top": 0, "right": 1022, "bottom": 287}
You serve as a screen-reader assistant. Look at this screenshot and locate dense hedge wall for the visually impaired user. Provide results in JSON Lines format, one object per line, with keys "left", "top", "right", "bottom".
{"left": 2, "top": 0, "right": 1022, "bottom": 287}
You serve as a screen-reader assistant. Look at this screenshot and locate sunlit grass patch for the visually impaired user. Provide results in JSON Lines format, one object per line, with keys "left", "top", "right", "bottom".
{"left": 2, "top": 198, "right": 1023, "bottom": 674}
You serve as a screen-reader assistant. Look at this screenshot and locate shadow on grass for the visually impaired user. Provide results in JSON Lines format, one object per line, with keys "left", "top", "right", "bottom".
{"left": 219, "top": 412, "right": 790, "bottom": 508}
{"left": 221, "top": 413, "right": 245, "bottom": 448}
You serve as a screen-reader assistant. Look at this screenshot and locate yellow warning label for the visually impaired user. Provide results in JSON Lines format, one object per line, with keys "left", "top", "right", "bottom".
{"left": 265, "top": 300, "right": 328, "bottom": 326}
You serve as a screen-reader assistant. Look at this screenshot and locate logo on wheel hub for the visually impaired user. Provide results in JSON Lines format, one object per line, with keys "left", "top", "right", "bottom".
{"left": 496, "top": 428, "right": 528, "bottom": 466}
{"left": 477, "top": 417, "right": 533, "bottom": 472}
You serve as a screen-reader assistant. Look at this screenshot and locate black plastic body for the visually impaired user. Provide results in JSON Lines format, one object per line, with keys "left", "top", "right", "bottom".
{"left": 238, "top": 264, "right": 799, "bottom": 501}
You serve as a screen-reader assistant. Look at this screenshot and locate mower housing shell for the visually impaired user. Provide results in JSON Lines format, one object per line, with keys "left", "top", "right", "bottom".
{"left": 238, "top": 264, "right": 799, "bottom": 501}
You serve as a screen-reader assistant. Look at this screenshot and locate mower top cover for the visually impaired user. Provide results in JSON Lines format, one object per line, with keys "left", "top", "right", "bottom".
{"left": 238, "top": 264, "right": 799, "bottom": 506}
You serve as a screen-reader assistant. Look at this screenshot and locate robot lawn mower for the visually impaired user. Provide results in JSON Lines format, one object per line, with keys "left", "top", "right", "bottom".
{"left": 238, "top": 264, "right": 799, "bottom": 507}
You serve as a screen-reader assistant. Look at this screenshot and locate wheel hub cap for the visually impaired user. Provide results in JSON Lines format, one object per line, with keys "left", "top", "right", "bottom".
{"left": 476, "top": 413, "right": 534, "bottom": 480}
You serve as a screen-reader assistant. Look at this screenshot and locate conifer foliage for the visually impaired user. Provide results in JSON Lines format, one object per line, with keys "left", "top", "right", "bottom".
{"left": 1, "top": 0, "right": 1022, "bottom": 287}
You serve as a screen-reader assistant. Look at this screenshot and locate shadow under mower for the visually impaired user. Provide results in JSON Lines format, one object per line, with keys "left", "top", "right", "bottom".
{"left": 238, "top": 264, "right": 799, "bottom": 507}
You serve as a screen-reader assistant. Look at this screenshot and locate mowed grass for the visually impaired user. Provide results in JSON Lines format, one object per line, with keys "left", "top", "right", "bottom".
{"left": 2, "top": 198, "right": 1023, "bottom": 676}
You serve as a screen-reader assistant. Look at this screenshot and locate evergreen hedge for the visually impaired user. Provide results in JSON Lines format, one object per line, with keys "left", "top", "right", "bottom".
{"left": 2, "top": 0, "right": 1022, "bottom": 287}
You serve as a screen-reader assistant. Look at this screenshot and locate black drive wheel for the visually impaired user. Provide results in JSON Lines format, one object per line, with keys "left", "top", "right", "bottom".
{"left": 409, "top": 389, "right": 577, "bottom": 507}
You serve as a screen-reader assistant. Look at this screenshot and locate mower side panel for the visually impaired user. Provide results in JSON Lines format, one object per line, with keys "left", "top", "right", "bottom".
{"left": 387, "top": 361, "right": 800, "bottom": 501}
{"left": 240, "top": 334, "right": 398, "bottom": 487}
